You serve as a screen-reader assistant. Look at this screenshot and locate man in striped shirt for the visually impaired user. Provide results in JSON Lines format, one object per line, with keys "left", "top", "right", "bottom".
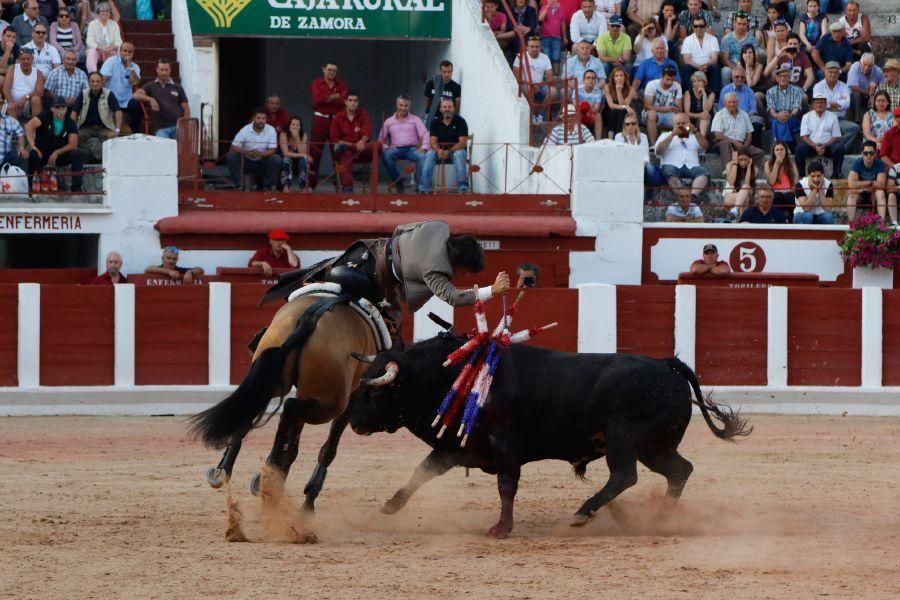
{"left": 547, "top": 104, "right": 596, "bottom": 144}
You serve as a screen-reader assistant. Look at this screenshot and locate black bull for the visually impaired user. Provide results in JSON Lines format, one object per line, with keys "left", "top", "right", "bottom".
{"left": 349, "top": 334, "right": 751, "bottom": 538}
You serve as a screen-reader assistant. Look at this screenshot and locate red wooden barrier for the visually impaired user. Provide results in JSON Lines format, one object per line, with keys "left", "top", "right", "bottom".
{"left": 135, "top": 286, "right": 209, "bottom": 385}
{"left": 0, "top": 268, "right": 95, "bottom": 284}
{"left": 229, "top": 284, "right": 281, "bottom": 384}
{"left": 788, "top": 288, "right": 861, "bottom": 386}
{"left": 881, "top": 291, "right": 900, "bottom": 386}
{"left": 216, "top": 267, "right": 292, "bottom": 285}
{"left": 40, "top": 285, "right": 114, "bottom": 385}
{"left": 128, "top": 274, "right": 216, "bottom": 286}
{"left": 695, "top": 288, "right": 767, "bottom": 385}
{"left": 617, "top": 286, "right": 675, "bottom": 358}
{"left": 0, "top": 285, "right": 17, "bottom": 386}
{"left": 678, "top": 273, "right": 819, "bottom": 287}
{"left": 480, "top": 288, "right": 578, "bottom": 352}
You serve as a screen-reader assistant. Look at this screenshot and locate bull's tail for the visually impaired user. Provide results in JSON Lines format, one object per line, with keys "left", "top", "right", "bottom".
{"left": 188, "top": 303, "right": 325, "bottom": 448}
{"left": 666, "top": 357, "right": 753, "bottom": 441}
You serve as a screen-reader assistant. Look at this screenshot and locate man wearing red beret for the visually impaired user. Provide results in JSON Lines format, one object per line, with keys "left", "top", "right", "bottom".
{"left": 248, "top": 228, "right": 300, "bottom": 275}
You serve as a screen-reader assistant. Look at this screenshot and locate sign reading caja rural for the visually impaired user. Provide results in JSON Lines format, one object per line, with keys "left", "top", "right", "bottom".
{"left": 188, "top": 0, "right": 451, "bottom": 39}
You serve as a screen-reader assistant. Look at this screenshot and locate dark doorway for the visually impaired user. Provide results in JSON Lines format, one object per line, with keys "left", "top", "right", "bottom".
{"left": 217, "top": 38, "right": 264, "bottom": 158}
{"left": 0, "top": 234, "right": 99, "bottom": 268}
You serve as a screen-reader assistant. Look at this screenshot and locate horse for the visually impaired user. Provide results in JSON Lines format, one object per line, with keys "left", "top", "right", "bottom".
{"left": 189, "top": 289, "right": 389, "bottom": 515}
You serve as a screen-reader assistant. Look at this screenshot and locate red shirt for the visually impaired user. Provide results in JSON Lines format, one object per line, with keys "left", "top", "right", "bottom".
{"left": 330, "top": 109, "right": 372, "bottom": 144}
{"left": 90, "top": 272, "right": 128, "bottom": 285}
{"left": 310, "top": 77, "right": 348, "bottom": 116}
{"left": 880, "top": 126, "right": 900, "bottom": 164}
{"left": 248, "top": 246, "right": 297, "bottom": 269}
{"left": 264, "top": 109, "right": 291, "bottom": 135}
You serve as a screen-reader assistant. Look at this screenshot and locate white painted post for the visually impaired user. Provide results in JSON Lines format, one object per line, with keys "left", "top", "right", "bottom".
{"left": 208, "top": 282, "right": 231, "bottom": 385}
{"left": 17, "top": 283, "right": 40, "bottom": 388}
{"left": 413, "top": 296, "right": 454, "bottom": 343}
{"left": 577, "top": 283, "right": 617, "bottom": 353}
{"left": 767, "top": 286, "right": 788, "bottom": 387}
{"left": 114, "top": 284, "right": 135, "bottom": 386}
{"left": 861, "top": 287, "right": 883, "bottom": 388}
{"left": 674, "top": 285, "right": 696, "bottom": 370}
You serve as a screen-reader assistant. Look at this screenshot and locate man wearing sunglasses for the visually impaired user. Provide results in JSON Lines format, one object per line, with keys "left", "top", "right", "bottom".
{"left": 681, "top": 17, "right": 721, "bottom": 94}
{"left": 22, "top": 23, "right": 59, "bottom": 77}
{"left": 847, "top": 140, "right": 889, "bottom": 222}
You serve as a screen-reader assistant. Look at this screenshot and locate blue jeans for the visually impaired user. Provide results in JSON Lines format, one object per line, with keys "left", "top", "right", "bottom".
{"left": 381, "top": 146, "right": 422, "bottom": 186}
{"left": 419, "top": 149, "right": 468, "bottom": 192}
{"left": 541, "top": 36, "right": 561, "bottom": 66}
{"left": 155, "top": 125, "right": 177, "bottom": 139}
{"left": 793, "top": 211, "right": 835, "bottom": 224}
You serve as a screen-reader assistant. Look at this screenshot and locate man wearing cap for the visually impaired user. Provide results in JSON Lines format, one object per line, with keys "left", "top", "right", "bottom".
{"left": 569, "top": 0, "right": 608, "bottom": 47}
{"left": 813, "top": 61, "right": 859, "bottom": 150}
{"left": 875, "top": 59, "right": 900, "bottom": 112}
{"left": 690, "top": 243, "right": 730, "bottom": 276}
{"left": 811, "top": 22, "right": 852, "bottom": 79}
{"left": 24, "top": 96, "right": 83, "bottom": 191}
{"left": 565, "top": 39, "right": 605, "bottom": 86}
{"left": 766, "top": 64, "right": 804, "bottom": 148}
{"left": 145, "top": 247, "right": 204, "bottom": 284}
{"left": 796, "top": 92, "right": 845, "bottom": 178}
{"left": 548, "top": 103, "right": 596, "bottom": 144}
{"left": 248, "top": 229, "right": 300, "bottom": 276}
{"left": 594, "top": 15, "right": 631, "bottom": 78}
{"left": 847, "top": 52, "right": 883, "bottom": 121}
{"left": 878, "top": 108, "right": 900, "bottom": 169}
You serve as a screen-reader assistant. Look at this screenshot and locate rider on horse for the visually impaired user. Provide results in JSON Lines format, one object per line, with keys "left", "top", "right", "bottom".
{"left": 263, "top": 220, "right": 511, "bottom": 344}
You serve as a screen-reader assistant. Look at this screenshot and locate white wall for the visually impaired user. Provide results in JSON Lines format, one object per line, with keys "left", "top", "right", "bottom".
{"left": 171, "top": 0, "right": 202, "bottom": 117}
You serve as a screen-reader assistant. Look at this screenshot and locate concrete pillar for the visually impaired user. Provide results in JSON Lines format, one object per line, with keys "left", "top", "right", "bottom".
{"left": 861, "top": 287, "right": 883, "bottom": 388}
{"left": 577, "top": 283, "right": 617, "bottom": 353}
{"left": 208, "top": 282, "right": 231, "bottom": 385}
{"left": 17, "top": 283, "right": 40, "bottom": 388}
{"left": 767, "top": 286, "right": 788, "bottom": 387}
{"left": 114, "top": 283, "right": 135, "bottom": 386}
{"left": 674, "top": 285, "right": 696, "bottom": 369}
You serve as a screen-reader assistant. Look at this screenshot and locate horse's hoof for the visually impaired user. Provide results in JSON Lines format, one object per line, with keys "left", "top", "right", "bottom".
{"left": 570, "top": 512, "right": 594, "bottom": 527}
{"left": 249, "top": 472, "right": 261, "bottom": 497}
{"left": 205, "top": 467, "right": 227, "bottom": 489}
{"left": 485, "top": 523, "right": 512, "bottom": 539}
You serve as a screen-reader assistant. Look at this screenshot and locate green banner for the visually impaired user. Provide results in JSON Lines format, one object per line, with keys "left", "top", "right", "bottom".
{"left": 188, "top": 0, "right": 451, "bottom": 39}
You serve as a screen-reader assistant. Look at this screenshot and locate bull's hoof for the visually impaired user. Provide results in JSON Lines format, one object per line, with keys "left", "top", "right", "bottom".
{"left": 302, "top": 498, "right": 316, "bottom": 514}
{"left": 380, "top": 499, "right": 403, "bottom": 515}
{"left": 249, "top": 472, "right": 262, "bottom": 497}
{"left": 486, "top": 522, "right": 512, "bottom": 539}
{"left": 570, "top": 512, "right": 594, "bottom": 527}
{"left": 205, "top": 467, "right": 228, "bottom": 489}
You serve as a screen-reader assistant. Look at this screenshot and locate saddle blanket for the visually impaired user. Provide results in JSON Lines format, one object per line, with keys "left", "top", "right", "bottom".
{"left": 288, "top": 283, "right": 392, "bottom": 351}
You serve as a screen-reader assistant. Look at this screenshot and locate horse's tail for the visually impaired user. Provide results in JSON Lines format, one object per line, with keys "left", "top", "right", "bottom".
{"left": 666, "top": 357, "right": 753, "bottom": 441}
{"left": 188, "top": 302, "right": 325, "bottom": 448}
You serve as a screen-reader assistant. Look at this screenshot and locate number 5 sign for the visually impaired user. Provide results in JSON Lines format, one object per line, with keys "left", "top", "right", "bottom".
{"left": 729, "top": 242, "right": 767, "bottom": 273}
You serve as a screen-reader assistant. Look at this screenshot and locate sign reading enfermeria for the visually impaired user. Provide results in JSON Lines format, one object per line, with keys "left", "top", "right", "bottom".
{"left": 188, "top": 0, "right": 451, "bottom": 39}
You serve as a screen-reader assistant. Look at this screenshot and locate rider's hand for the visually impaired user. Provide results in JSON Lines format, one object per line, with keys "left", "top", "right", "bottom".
{"left": 491, "top": 271, "right": 511, "bottom": 295}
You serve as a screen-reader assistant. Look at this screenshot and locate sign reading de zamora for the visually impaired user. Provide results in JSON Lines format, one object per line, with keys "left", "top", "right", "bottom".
{"left": 189, "top": 0, "right": 451, "bottom": 39}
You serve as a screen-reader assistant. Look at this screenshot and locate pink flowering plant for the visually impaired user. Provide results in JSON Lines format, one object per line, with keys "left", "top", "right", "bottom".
{"left": 840, "top": 214, "right": 900, "bottom": 269}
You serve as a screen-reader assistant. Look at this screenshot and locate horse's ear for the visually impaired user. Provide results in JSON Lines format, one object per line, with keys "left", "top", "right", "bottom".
{"left": 350, "top": 352, "right": 376, "bottom": 363}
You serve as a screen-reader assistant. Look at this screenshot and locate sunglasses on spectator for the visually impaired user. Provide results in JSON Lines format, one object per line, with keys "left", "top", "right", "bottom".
{"left": 862, "top": 151, "right": 876, "bottom": 156}
{"left": 734, "top": 11, "right": 749, "bottom": 17}
{"left": 625, "top": 121, "right": 638, "bottom": 125}
{"left": 59, "top": 13, "right": 70, "bottom": 17}
{"left": 33, "top": 30, "right": 47, "bottom": 35}
{"left": 693, "top": 23, "right": 705, "bottom": 28}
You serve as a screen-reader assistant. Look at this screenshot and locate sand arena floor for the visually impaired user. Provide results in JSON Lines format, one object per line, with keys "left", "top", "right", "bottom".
{"left": 0, "top": 414, "right": 898, "bottom": 599}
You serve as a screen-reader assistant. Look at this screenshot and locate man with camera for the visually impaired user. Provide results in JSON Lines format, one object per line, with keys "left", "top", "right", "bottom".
{"left": 655, "top": 112, "right": 710, "bottom": 203}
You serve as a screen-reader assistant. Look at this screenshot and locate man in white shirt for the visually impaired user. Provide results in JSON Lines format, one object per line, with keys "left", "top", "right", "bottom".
{"left": 655, "top": 112, "right": 710, "bottom": 199}
{"left": 711, "top": 91, "right": 765, "bottom": 164}
{"left": 569, "top": 0, "right": 607, "bottom": 46}
{"left": 513, "top": 36, "right": 559, "bottom": 107}
{"left": 812, "top": 61, "right": 859, "bottom": 150}
{"left": 795, "top": 92, "right": 846, "bottom": 179}
{"left": 680, "top": 16, "right": 721, "bottom": 94}
{"left": 226, "top": 107, "right": 281, "bottom": 191}
{"left": 642, "top": 65, "right": 682, "bottom": 143}
{"left": 21, "top": 22, "right": 58, "bottom": 77}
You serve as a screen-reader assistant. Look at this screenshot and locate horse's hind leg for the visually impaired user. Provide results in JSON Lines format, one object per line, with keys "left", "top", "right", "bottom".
{"left": 249, "top": 397, "right": 306, "bottom": 497}
{"left": 302, "top": 409, "right": 350, "bottom": 513}
{"left": 205, "top": 440, "right": 243, "bottom": 488}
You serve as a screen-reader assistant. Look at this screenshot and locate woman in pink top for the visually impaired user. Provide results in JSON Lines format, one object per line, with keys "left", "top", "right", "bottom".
{"left": 539, "top": 0, "right": 570, "bottom": 74}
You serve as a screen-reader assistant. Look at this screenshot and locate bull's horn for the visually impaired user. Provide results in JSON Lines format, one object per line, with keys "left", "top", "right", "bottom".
{"left": 351, "top": 352, "right": 376, "bottom": 363}
{"left": 362, "top": 361, "right": 399, "bottom": 386}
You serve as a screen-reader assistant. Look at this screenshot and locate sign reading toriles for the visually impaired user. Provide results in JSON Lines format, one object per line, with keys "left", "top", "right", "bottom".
{"left": 188, "top": 0, "right": 451, "bottom": 39}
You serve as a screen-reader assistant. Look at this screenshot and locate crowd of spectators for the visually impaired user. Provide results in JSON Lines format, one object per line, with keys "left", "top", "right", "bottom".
{"left": 225, "top": 60, "right": 472, "bottom": 194}
{"left": 0, "top": 1, "right": 185, "bottom": 192}
{"left": 490, "top": 0, "right": 900, "bottom": 224}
